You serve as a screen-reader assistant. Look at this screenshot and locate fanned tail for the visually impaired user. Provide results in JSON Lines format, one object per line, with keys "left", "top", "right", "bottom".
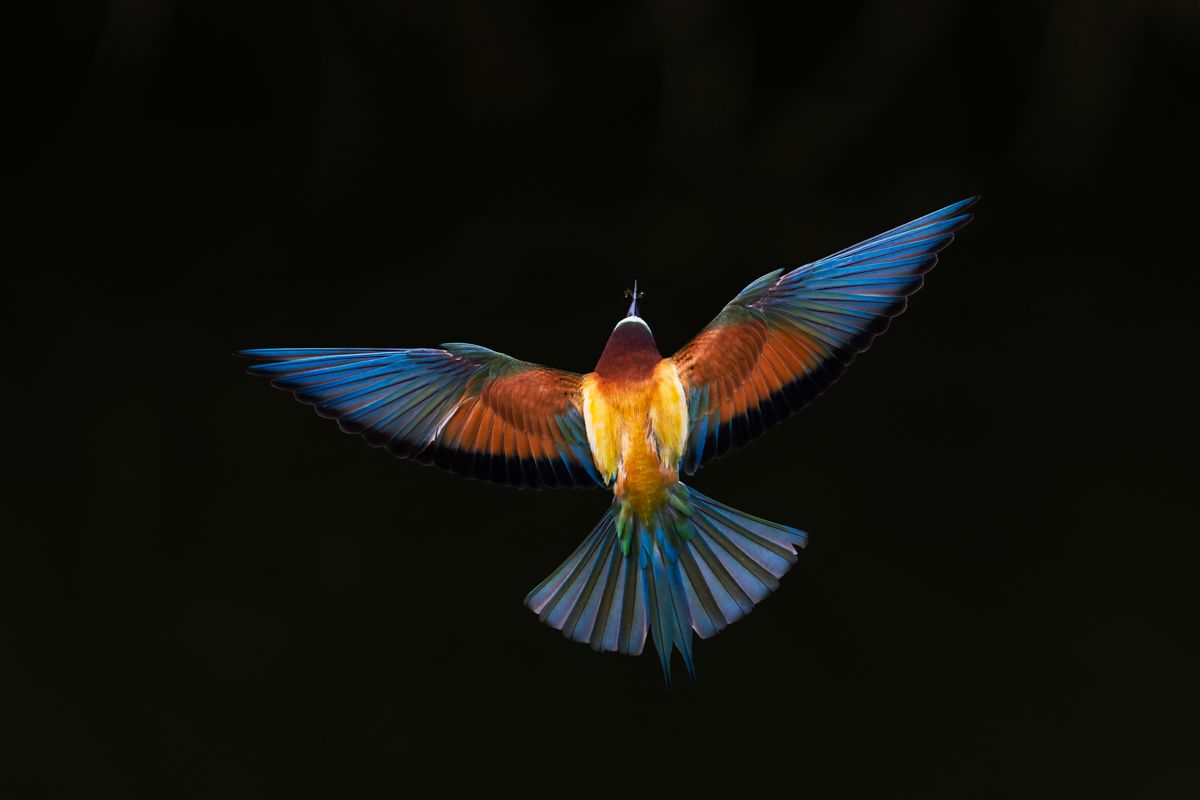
{"left": 525, "top": 484, "right": 807, "bottom": 685}
{"left": 523, "top": 508, "right": 650, "bottom": 658}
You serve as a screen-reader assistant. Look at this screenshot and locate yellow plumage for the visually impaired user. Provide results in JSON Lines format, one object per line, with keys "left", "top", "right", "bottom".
{"left": 580, "top": 360, "right": 688, "bottom": 524}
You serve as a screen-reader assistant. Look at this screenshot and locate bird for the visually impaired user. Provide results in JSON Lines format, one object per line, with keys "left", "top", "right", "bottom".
{"left": 238, "top": 197, "right": 977, "bottom": 686}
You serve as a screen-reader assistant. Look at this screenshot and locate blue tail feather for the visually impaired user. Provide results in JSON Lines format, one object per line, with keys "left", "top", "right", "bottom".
{"left": 525, "top": 485, "right": 807, "bottom": 685}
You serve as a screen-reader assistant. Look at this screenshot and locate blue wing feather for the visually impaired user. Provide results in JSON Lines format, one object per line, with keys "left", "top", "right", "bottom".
{"left": 238, "top": 347, "right": 599, "bottom": 489}
{"left": 675, "top": 197, "right": 977, "bottom": 473}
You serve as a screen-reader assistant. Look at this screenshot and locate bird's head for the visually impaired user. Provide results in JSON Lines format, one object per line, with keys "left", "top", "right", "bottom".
{"left": 594, "top": 281, "right": 661, "bottom": 377}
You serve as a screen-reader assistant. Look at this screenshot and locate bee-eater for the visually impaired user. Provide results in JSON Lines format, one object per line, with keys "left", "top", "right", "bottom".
{"left": 239, "top": 197, "right": 976, "bottom": 685}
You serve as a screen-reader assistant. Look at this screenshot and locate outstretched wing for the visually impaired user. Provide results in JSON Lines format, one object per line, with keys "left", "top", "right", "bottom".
{"left": 671, "top": 197, "right": 977, "bottom": 474}
{"left": 238, "top": 343, "right": 601, "bottom": 488}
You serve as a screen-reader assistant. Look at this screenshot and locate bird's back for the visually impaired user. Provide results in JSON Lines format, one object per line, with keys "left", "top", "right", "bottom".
{"left": 581, "top": 354, "right": 687, "bottom": 522}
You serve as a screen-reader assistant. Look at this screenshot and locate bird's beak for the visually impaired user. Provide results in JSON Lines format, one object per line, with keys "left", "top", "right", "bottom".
{"left": 627, "top": 279, "right": 640, "bottom": 317}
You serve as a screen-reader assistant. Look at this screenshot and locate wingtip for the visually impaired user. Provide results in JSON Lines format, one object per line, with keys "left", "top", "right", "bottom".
{"left": 941, "top": 195, "right": 980, "bottom": 216}
{"left": 235, "top": 348, "right": 281, "bottom": 361}
{"left": 945, "top": 211, "right": 976, "bottom": 234}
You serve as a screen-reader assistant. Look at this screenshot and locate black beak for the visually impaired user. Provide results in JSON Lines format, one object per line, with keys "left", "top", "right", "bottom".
{"left": 626, "top": 280, "right": 641, "bottom": 317}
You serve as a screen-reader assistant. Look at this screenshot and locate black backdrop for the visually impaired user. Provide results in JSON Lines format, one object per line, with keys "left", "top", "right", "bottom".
{"left": 7, "top": 1, "right": 1197, "bottom": 797}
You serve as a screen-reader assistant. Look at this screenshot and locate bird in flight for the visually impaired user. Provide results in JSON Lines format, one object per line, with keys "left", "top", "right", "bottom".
{"left": 239, "top": 197, "right": 977, "bottom": 685}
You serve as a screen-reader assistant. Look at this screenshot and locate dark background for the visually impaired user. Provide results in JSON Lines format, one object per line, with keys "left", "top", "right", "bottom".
{"left": 6, "top": 1, "right": 1197, "bottom": 796}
